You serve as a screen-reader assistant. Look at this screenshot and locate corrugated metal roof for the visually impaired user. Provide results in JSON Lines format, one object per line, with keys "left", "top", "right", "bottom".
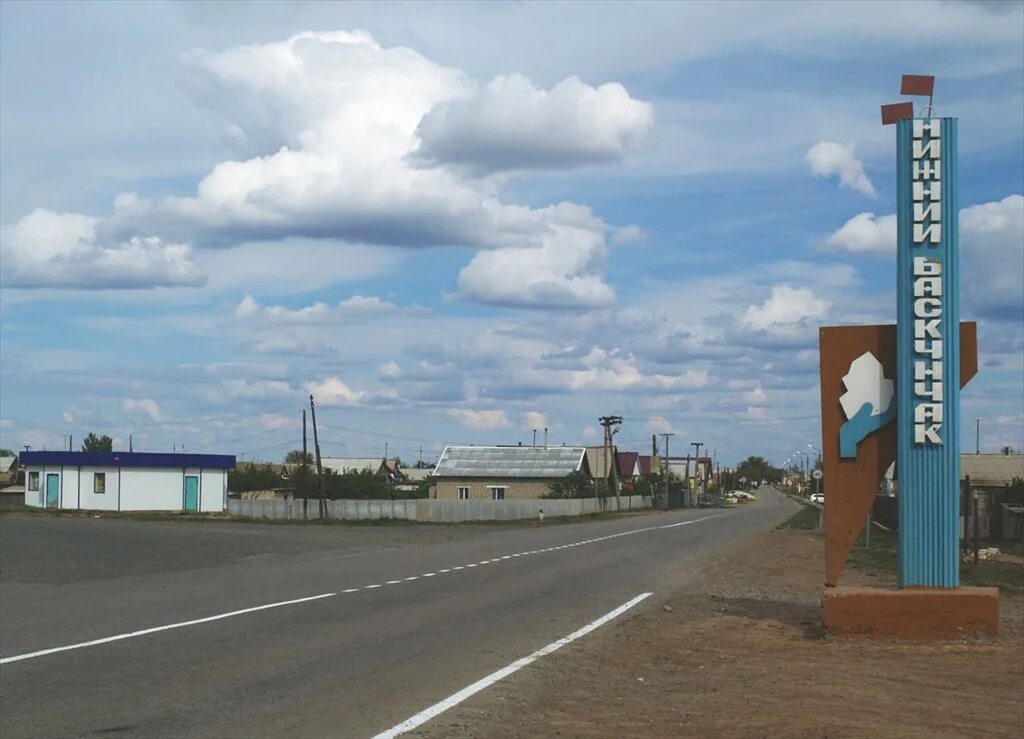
{"left": 400, "top": 467, "right": 433, "bottom": 481}
{"left": 321, "top": 458, "right": 382, "bottom": 474}
{"left": 433, "top": 446, "right": 586, "bottom": 479}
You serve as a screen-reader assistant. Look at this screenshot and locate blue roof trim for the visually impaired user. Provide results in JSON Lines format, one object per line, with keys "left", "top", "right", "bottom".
{"left": 19, "top": 451, "right": 236, "bottom": 470}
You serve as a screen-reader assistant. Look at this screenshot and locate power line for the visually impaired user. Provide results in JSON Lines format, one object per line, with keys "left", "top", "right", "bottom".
{"left": 198, "top": 423, "right": 297, "bottom": 451}
{"left": 317, "top": 421, "right": 438, "bottom": 444}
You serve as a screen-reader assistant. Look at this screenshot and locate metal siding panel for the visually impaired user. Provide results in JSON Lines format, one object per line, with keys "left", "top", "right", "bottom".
{"left": 897, "top": 118, "right": 960, "bottom": 587}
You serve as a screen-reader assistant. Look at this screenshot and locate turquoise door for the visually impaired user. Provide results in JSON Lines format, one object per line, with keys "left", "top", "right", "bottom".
{"left": 184, "top": 476, "right": 199, "bottom": 512}
{"left": 45, "top": 473, "right": 59, "bottom": 508}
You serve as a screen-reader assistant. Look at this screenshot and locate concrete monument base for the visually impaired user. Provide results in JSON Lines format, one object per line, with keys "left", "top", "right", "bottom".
{"left": 822, "top": 585, "right": 999, "bottom": 639}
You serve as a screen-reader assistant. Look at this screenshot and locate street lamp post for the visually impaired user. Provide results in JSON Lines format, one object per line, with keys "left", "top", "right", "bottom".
{"left": 807, "top": 443, "right": 822, "bottom": 499}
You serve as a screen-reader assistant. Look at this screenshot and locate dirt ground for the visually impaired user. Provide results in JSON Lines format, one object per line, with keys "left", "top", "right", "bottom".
{"left": 416, "top": 526, "right": 1024, "bottom": 739}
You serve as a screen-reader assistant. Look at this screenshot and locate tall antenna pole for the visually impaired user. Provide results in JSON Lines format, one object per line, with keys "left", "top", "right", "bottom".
{"left": 309, "top": 394, "right": 326, "bottom": 519}
{"left": 660, "top": 432, "right": 674, "bottom": 509}
{"left": 302, "top": 409, "right": 308, "bottom": 520}
{"left": 690, "top": 441, "right": 704, "bottom": 506}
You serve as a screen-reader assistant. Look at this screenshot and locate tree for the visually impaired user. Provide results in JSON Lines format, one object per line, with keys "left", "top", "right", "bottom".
{"left": 285, "top": 450, "right": 313, "bottom": 464}
{"left": 735, "top": 455, "right": 783, "bottom": 486}
{"left": 81, "top": 433, "right": 113, "bottom": 452}
{"left": 0, "top": 448, "right": 14, "bottom": 457}
{"left": 544, "top": 471, "right": 595, "bottom": 499}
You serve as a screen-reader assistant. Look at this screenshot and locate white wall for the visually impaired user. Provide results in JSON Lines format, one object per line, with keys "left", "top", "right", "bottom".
{"left": 200, "top": 469, "right": 226, "bottom": 512}
{"left": 119, "top": 468, "right": 183, "bottom": 511}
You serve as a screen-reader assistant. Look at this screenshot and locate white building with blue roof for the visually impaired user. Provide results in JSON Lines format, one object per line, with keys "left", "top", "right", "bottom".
{"left": 19, "top": 451, "right": 236, "bottom": 513}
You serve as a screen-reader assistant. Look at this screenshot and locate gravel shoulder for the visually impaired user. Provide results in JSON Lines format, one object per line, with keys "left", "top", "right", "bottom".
{"left": 415, "top": 523, "right": 1024, "bottom": 739}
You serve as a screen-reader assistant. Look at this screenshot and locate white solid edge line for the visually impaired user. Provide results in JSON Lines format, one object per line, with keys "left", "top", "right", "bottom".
{"left": 371, "top": 592, "right": 653, "bottom": 739}
{"left": 0, "top": 592, "right": 337, "bottom": 665}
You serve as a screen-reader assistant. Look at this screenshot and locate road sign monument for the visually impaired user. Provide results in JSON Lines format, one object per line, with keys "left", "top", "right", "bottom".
{"left": 817, "top": 75, "right": 998, "bottom": 639}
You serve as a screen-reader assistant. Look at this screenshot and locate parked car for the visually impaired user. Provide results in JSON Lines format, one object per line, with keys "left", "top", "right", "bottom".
{"left": 810, "top": 492, "right": 825, "bottom": 504}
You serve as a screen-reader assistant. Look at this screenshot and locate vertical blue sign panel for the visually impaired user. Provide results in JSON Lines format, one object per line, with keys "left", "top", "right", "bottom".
{"left": 896, "top": 117, "right": 961, "bottom": 588}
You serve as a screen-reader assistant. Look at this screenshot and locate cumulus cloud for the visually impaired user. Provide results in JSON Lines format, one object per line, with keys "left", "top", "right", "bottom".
{"left": 961, "top": 194, "right": 1024, "bottom": 320}
{"left": 1, "top": 209, "right": 204, "bottom": 289}
{"left": 457, "top": 214, "right": 616, "bottom": 309}
{"left": 806, "top": 141, "right": 876, "bottom": 196}
{"left": 415, "top": 74, "right": 653, "bottom": 173}
{"left": 822, "top": 194, "right": 1022, "bottom": 320}
{"left": 218, "top": 379, "right": 294, "bottom": 400}
{"left": 524, "top": 411, "right": 549, "bottom": 430}
{"left": 233, "top": 294, "right": 401, "bottom": 322}
{"left": 564, "top": 348, "right": 708, "bottom": 392}
{"left": 446, "top": 408, "right": 511, "bottom": 429}
{"left": 824, "top": 212, "right": 896, "bottom": 253}
{"left": 305, "top": 376, "right": 395, "bottom": 407}
{"left": 646, "top": 415, "right": 677, "bottom": 434}
{"left": 32, "top": 30, "right": 637, "bottom": 306}
{"left": 742, "top": 286, "right": 830, "bottom": 332}
{"left": 122, "top": 398, "right": 162, "bottom": 421}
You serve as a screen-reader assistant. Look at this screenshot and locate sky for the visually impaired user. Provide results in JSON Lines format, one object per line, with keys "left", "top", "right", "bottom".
{"left": 1, "top": 0, "right": 1022, "bottom": 467}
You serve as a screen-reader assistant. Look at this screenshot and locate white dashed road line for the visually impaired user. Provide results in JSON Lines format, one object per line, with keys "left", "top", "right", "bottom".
{"left": 1, "top": 513, "right": 726, "bottom": 665}
{"left": 372, "top": 592, "right": 653, "bottom": 738}
{"left": 0, "top": 593, "right": 337, "bottom": 665}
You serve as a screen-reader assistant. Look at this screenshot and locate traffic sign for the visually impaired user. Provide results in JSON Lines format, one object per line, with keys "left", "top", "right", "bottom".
{"left": 813, "top": 469, "right": 823, "bottom": 480}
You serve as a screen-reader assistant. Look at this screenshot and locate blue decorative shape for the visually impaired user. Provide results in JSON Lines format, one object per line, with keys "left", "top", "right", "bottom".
{"left": 839, "top": 401, "right": 897, "bottom": 459}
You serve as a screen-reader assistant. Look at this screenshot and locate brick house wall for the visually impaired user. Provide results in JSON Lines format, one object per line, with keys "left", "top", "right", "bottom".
{"left": 435, "top": 479, "right": 556, "bottom": 499}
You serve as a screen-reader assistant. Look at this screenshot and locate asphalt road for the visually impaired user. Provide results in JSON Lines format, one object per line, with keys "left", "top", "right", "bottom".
{"left": 0, "top": 488, "right": 794, "bottom": 738}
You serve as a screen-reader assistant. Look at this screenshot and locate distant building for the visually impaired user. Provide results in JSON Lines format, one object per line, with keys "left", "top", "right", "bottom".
{"left": 432, "top": 446, "right": 590, "bottom": 499}
{"left": 637, "top": 455, "right": 653, "bottom": 477}
{"left": 0, "top": 455, "right": 17, "bottom": 484}
{"left": 321, "top": 457, "right": 386, "bottom": 475}
{"left": 584, "top": 445, "right": 617, "bottom": 479}
{"left": 617, "top": 451, "right": 641, "bottom": 480}
{"left": 20, "top": 451, "right": 235, "bottom": 512}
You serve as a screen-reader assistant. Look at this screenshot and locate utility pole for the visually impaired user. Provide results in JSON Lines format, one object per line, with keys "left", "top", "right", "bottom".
{"left": 544, "top": 427, "right": 548, "bottom": 449}
{"left": 532, "top": 429, "right": 537, "bottom": 447}
{"left": 976, "top": 418, "right": 980, "bottom": 454}
{"left": 309, "top": 394, "right": 326, "bottom": 519}
{"left": 302, "top": 409, "right": 308, "bottom": 520}
{"left": 599, "top": 416, "right": 623, "bottom": 509}
{"left": 691, "top": 441, "right": 703, "bottom": 506}
{"left": 660, "top": 432, "right": 674, "bottom": 510}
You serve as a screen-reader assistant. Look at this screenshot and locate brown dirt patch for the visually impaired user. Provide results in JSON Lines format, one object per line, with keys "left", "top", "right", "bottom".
{"left": 416, "top": 528, "right": 1024, "bottom": 739}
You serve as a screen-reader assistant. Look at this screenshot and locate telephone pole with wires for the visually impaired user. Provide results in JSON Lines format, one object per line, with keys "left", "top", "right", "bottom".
{"left": 599, "top": 416, "right": 623, "bottom": 509}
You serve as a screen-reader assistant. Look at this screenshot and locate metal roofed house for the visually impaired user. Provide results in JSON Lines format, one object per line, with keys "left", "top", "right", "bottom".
{"left": 432, "top": 445, "right": 590, "bottom": 500}
{"left": 584, "top": 445, "right": 616, "bottom": 479}
{"left": 617, "top": 452, "right": 641, "bottom": 480}
{"left": 321, "top": 457, "right": 401, "bottom": 479}
{"left": 19, "top": 451, "right": 235, "bottom": 512}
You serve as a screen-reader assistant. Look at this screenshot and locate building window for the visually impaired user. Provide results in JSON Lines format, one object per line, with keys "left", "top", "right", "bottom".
{"left": 94, "top": 472, "right": 106, "bottom": 494}
{"left": 28, "top": 471, "right": 39, "bottom": 491}
{"left": 458, "top": 486, "right": 470, "bottom": 500}
{"left": 490, "top": 486, "right": 506, "bottom": 501}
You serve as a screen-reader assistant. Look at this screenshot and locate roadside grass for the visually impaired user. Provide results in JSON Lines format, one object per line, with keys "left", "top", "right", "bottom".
{"left": 778, "top": 501, "right": 821, "bottom": 531}
{"left": 848, "top": 526, "right": 1023, "bottom": 593}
